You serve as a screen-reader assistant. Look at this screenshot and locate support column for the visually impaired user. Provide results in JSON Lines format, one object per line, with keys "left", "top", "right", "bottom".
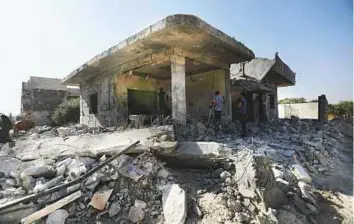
{"left": 171, "top": 55, "right": 186, "bottom": 124}
{"left": 224, "top": 69, "right": 232, "bottom": 120}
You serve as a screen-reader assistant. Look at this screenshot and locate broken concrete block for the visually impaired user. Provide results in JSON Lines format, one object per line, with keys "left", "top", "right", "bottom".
{"left": 271, "top": 167, "right": 284, "bottom": 179}
{"left": 46, "top": 209, "right": 69, "bottom": 224}
{"left": 108, "top": 201, "right": 121, "bottom": 217}
{"left": 220, "top": 171, "right": 231, "bottom": 180}
{"left": 290, "top": 164, "right": 312, "bottom": 183}
{"left": 33, "top": 176, "right": 64, "bottom": 193}
{"left": 162, "top": 184, "right": 187, "bottom": 224}
{"left": 89, "top": 186, "right": 113, "bottom": 210}
{"left": 128, "top": 206, "right": 145, "bottom": 223}
{"left": 0, "top": 156, "right": 23, "bottom": 177}
{"left": 66, "top": 160, "right": 87, "bottom": 181}
{"left": 21, "top": 165, "right": 56, "bottom": 178}
{"left": 116, "top": 155, "right": 145, "bottom": 181}
{"left": 151, "top": 141, "right": 178, "bottom": 153}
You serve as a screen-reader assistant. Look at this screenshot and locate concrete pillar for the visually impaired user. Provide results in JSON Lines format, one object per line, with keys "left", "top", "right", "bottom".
{"left": 224, "top": 69, "right": 232, "bottom": 119}
{"left": 171, "top": 55, "right": 186, "bottom": 124}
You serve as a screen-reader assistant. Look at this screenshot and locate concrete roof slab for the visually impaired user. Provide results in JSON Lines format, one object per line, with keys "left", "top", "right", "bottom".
{"left": 63, "top": 14, "right": 255, "bottom": 85}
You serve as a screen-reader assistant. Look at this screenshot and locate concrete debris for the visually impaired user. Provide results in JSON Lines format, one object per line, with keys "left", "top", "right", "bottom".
{"left": 162, "top": 184, "right": 187, "bottom": 224}
{"left": 89, "top": 186, "right": 113, "bottom": 210}
{"left": 0, "top": 118, "right": 351, "bottom": 223}
{"left": 46, "top": 209, "right": 69, "bottom": 224}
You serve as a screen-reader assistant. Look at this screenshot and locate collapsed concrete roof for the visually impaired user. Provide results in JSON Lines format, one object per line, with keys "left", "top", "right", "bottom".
{"left": 63, "top": 14, "right": 255, "bottom": 85}
{"left": 230, "top": 52, "right": 296, "bottom": 87}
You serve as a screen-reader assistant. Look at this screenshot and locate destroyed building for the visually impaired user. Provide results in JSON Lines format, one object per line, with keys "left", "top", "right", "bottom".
{"left": 62, "top": 14, "right": 255, "bottom": 127}
{"left": 230, "top": 53, "right": 296, "bottom": 123}
{"left": 21, "top": 76, "right": 80, "bottom": 126}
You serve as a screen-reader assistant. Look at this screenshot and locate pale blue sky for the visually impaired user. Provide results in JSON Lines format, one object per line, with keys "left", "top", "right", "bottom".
{"left": 0, "top": 0, "right": 352, "bottom": 115}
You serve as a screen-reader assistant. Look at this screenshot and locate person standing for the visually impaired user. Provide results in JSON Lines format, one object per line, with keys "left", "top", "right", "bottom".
{"left": 158, "top": 88, "right": 168, "bottom": 115}
{"left": 212, "top": 90, "right": 224, "bottom": 130}
{"left": 238, "top": 92, "right": 247, "bottom": 137}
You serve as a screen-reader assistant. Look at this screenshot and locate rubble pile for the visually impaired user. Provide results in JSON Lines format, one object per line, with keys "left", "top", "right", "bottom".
{"left": 0, "top": 150, "right": 177, "bottom": 223}
{"left": 0, "top": 118, "right": 351, "bottom": 223}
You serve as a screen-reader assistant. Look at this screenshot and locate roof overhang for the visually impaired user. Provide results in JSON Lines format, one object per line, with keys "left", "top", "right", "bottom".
{"left": 63, "top": 14, "right": 255, "bottom": 85}
{"left": 230, "top": 53, "right": 296, "bottom": 87}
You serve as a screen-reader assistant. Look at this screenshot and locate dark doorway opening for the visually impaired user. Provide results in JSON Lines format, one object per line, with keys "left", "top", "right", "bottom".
{"left": 127, "top": 89, "right": 157, "bottom": 115}
{"left": 89, "top": 93, "right": 98, "bottom": 114}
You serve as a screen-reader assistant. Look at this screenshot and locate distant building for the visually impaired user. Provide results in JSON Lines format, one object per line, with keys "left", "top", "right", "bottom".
{"left": 21, "top": 76, "right": 80, "bottom": 126}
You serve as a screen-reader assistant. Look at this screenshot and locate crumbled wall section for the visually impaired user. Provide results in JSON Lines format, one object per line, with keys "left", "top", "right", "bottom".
{"left": 21, "top": 77, "right": 80, "bottom": 126}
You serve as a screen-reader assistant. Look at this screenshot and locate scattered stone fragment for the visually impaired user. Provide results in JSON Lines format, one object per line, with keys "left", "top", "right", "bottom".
{"left": 21, "top": 165, "right": 56, "bottom": 178}
{"left": 89, "top": 186, "right": 113, "bottom": 210}
{"left": 163, "top": 184, "right": 187, "bottom": 224}
{"left": 46, "top": 209, "right": 69, "bottom": 224}
{"left": 134, "top": 199, "right": 147, "bottom": 209}
{"left": 290, "top": 164, "right": 312, "bottom": 183}
{"left": 116, "top": 155, "right": 145, "bottom": 181}
{"left": 108, "top": 201, "right": 121, "bottom": 217}
{"left": 128, "top": 206, "right": 145, "bottom": 223}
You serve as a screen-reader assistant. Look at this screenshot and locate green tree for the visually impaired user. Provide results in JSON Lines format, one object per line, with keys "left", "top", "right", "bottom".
{"left": 52, "top": 98, "right": 80, "bottom": 125}
{"left": 278, "top": 97, "right": 307, "bottom": 104}
{"left": 328, "top": 101, "right": 353, "bottom": 117}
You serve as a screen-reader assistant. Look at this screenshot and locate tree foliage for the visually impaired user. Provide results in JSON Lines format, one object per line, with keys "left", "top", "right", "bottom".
{"left": 52, "top": 98, "right": 80, "bottom": 125}
{"left": 278, "top": 97, "right": 307, "bottom": 104}
{"left": 328, "top": 101, "right": 353, "bottom": 117}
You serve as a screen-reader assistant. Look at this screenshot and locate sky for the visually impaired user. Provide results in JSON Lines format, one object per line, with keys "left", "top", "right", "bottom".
{"left": 0, "top": 0, "right": 352, "bottom": 115}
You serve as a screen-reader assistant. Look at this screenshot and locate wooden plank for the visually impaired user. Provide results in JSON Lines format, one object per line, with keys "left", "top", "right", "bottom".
{"left": 0, "top": 140, "right": 140, "bottom": 211}
{"left": 21, "top": 191, "right": 82, "bottom": 224}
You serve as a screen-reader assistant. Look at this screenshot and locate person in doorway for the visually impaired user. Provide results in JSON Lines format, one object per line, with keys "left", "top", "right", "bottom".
{"left": 212, "top": 90, "right": 224, "bottom": 130}
{"left": 238, "top": 92, "right": 247, "bottom": 137}
{"left": 158, "top": 88, "right": 168, "bottom": 115}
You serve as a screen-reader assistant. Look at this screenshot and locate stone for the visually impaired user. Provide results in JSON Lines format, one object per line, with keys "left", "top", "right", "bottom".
{"left": 89, "top": 186, "right": 113, "bottom": 210}
{"left": 108, "top": 201, "right": 121, "bottom": 217}
{"left": 56, "top": 165, "right": 66, "bottom": 177}
{"left": 21, "top": 165, "right": 56, "bottom": 178}
{"left": 271, "top": 168, "right": 283, "bottom": 179}
{"left": 315, "top": 151, "right": 328, "bottom": 166}
{"left": 220, "top": 171, "right": 231, "bottom": 180}
{"left": 263, "top": 187, "right": 287, "bottom": 209}
{"left": 110, "top": 172, "right": 119, "bottom": 180}
{"left": 116, "top": 155, "right": 145, "bottom": 181}
{"left": 162, "top": 184, "right": 187, "bottom": 224}
{"left": 5, "top": 178, "right": 17, "bottom": 186}
{"left": 157, "top": 168, "right": 170, "bottom": 179}
{"left": 290, "top": 164, "right": 312, "bottom": 183}
{"left": 159, "top": 134, "right": 168, "bottom": 142}
{"left": 33, "top": 176, "right": 64, "bottom": 193}
{"left": 128, "top": 206, "right": 145, "bottom": 223}
{"left": 46, "top": 209, "right": 69, "bottom": 224}
{"left": 238, "top": 184, "right": 256, "bottom": 199}
{"left": 234, "top": 212, "right": 251, "bottom": 223}
{"left": 213, "top": 168, "right": 224, "bottom": 177}
{"left": 151, "top": 141, "right": 178, "bottom": 153}
{"left": 67, "top": 160, "right": 87, "bottom": 181}
{"left": 134, "top": 200, "right": 147, "bottom": 209}
{"left": 85, "top": 173, "right": 100, "bottom": 191}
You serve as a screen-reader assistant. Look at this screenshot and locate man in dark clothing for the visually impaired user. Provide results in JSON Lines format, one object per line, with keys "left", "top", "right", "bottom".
{"left": 238, "top": 92, "right": 247, "bottom": 137}
{"left": 0, "top": 114, "right": 13, "bottom": 143}
{"left": 158, "top": 88, "right": 168, "bottom": 115}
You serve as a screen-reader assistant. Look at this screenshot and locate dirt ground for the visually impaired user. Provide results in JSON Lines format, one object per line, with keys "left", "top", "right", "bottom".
{"left": 315, "top": 138, "right": 353, "bottom": 224}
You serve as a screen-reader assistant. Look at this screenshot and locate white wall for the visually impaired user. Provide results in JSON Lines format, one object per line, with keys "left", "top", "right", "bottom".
{"left": 278, "top": 102, "right": 318, "bottom": 119}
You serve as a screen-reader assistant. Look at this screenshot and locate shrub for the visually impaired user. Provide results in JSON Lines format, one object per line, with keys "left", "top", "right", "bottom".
{"left": 52, "top": 98, "right": 80, "bottom": 125}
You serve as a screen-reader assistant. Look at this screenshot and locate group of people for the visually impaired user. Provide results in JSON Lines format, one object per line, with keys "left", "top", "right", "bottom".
{"left": 211, "top": 90, "right": 247, "bottom": 137}
{"left": 157, "top": 88, "right": 248, "bottom": 138}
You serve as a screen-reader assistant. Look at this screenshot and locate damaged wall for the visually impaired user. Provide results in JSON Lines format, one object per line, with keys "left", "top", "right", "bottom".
{"left": 278, "top": 102, "right": 318, "bottom": 119}
{"left": 79, "top": 69, "right": 228, "bottom": 127}
{"left": 21, "top": 77, "right": 80, "bottom": 126}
